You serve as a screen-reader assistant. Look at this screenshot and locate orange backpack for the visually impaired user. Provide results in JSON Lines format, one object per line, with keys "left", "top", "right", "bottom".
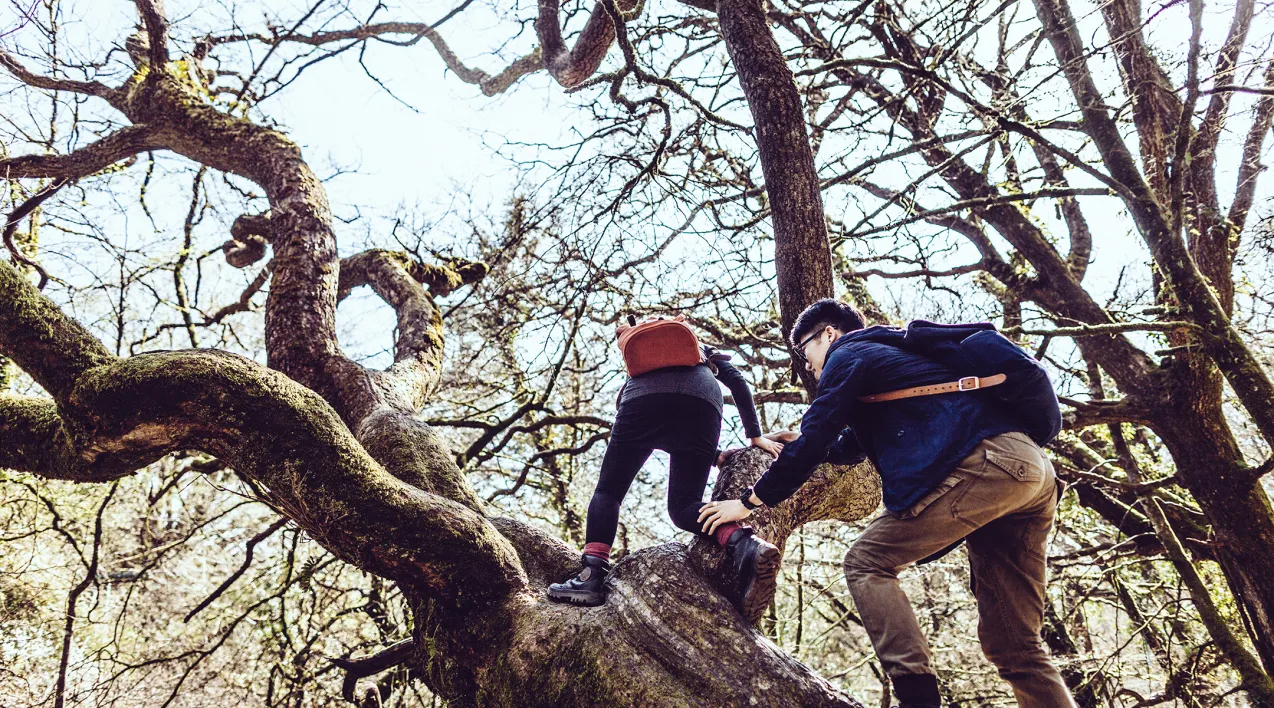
{"left": 616, "top": 314, "right": 704, "bottom": 377}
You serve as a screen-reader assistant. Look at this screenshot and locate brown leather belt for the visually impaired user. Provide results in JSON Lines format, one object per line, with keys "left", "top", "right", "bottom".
{"left": 858, "top": 373, "right": 1007, "bottom": 403}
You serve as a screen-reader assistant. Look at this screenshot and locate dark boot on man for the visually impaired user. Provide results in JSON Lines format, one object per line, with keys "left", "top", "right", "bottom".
{"left": 725, "top": 527, "right": 781, "bottom": 623}
{"left": 892, "top": 673, "right": 941, "bottom": 708}
{"left": 547, "top": 554, "right": 611, "bottom": 606}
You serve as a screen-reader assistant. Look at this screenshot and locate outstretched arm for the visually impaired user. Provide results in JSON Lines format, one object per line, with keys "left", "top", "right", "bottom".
{"left": 752, "top": 355, "right": 863, "bottom": 507}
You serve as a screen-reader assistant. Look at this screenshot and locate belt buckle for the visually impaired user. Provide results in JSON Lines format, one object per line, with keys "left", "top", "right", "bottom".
{"left": 957, "top": 376, "right": 980, "bottom": 391}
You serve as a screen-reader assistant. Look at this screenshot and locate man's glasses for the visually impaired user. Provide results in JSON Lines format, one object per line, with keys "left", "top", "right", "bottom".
{"left": 792, "top": 328, "right": 825, "bottom": 365}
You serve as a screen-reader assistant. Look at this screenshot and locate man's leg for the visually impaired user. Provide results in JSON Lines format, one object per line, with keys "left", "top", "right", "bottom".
{"left": 843, "top": 484, "right": 976, "bottom": 679}
{"left": 966, "top": 459, "right": 1075, "bottom": 708}
{"left": 844, "top": 433, "right": 1057, "bottom": 689}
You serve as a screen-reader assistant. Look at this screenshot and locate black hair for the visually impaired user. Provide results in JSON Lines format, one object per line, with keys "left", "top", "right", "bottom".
{"left": 790, "top": 299, "right": 866, "bottom": 347}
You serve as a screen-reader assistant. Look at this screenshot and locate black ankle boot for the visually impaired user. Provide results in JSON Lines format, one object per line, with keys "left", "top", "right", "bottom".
{"left": 547, "top": 554, "right": 611, "bottom": 606}
{"left": 892, "top": 673, "right": 941, "bottom": 708}
{"left": 725, "top": 528, "right": 781, "bottom": 623}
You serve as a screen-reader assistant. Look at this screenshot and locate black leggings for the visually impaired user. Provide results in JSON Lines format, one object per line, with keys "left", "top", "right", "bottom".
{"left": 585, "top": 393, "right": 722, "bottom": 546}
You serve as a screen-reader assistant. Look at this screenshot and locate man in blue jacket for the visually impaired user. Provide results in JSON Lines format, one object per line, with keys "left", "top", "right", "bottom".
{"left": 699, "top": 300, "right": 1074, "bottom": 708}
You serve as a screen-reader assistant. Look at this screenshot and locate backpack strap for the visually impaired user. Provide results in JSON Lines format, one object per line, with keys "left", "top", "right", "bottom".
{"left": 858, "top": 373, "right": 1007, "bottom": 403}
{"left": 700, "top": 344, "right": 721, "bottom": 375}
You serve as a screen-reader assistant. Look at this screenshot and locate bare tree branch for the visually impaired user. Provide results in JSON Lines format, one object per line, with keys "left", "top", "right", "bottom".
{"left": 0, "top": 125, "right": 161, "bottom": 180}
{"left": 3, "top": 177, "right": 67, "bottom": 290}
{"left": 536, "top": 0, "right": 639, "bottom": 88}
{"left": 184, "top": 517, "right": 288, "bottom": 622}
{"left": 0, "top": 49, "right": 117, "bottom": 102}
{"left": 328, "top": 639, "right": 417, "bottom": 702}
{"left": 210, "top": 21, "right": 544, "bottom": 97}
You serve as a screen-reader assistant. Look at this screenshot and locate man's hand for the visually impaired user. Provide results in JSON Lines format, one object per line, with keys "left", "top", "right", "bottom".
{"left": 698, "top": 499, "right": 752, "bottom": 534}
{"left": 764, "top": 430, "right": 800, "bottom": 443}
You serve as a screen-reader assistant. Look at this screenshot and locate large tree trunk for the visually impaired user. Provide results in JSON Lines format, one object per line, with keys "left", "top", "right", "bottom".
{"left": 716, "top": 0, "right": 835, "bottom": 390}
{"left": 0, "top": 254, "right": 880, "bottom": 702}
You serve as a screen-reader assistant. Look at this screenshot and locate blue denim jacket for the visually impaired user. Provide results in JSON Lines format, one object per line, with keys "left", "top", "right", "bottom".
{"left": 753, "top": 326, "right": 1026, "bottom": 512}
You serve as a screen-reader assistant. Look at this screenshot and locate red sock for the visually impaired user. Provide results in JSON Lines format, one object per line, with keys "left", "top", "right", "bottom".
{"left": 714, "top": 523, "right": 745, "bottom": 547}
{"left": 583, "top": 542, "right": 612, "bottom": 560}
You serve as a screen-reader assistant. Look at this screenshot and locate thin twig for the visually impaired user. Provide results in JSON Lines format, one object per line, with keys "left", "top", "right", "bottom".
{"left": 3, "top": 177, "right": 68, "bottom": 289}
{"left": 184, "top": 517, "right": 288, "bottom": 622}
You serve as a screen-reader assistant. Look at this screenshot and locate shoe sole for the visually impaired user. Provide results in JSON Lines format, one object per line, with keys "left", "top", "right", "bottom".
{"left": 740, "top": 542, "right": 781, "bottom": 624}
{"left": 547, "top": 590, "right": 606, "bottom": 607}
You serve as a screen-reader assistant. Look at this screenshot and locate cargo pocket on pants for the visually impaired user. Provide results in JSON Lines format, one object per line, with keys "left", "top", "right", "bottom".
{"left": 897, "top": 474, "right": 963, "bottom": 520}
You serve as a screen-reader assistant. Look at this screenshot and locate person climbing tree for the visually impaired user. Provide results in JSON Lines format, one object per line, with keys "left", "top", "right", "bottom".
{"left": 699, "top": 299, "right": 1074, "bottom": 708}
{"left": 548, "top": 314, "right": 784, "bottom": 622}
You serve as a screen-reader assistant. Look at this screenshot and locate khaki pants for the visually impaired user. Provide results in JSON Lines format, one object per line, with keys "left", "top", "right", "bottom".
{"left": 844, "top": 432, "right": 1076, "bottom": 708}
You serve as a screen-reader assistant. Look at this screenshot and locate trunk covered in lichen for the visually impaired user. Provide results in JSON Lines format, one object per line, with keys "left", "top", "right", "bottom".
{"left": 0, "top": 14, "right": 884, "bottom": 698}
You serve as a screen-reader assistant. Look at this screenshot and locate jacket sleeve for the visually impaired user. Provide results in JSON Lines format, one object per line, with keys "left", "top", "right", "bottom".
{"left": 714, "top": 359, "right": 763, "bottom": 439}
{"left": 752, "top": 353, "right": 864, "bottom": 507}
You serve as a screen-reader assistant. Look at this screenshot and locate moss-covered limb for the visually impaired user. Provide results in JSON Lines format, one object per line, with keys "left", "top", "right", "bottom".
{"left": 355, "top": 409, "right": 484, "bottom": 513}
{"left": 0, "top": 258, "right": 114, "bottom": 401}
{"left": 116, "top": 65, "right": 343, "bottom": 405}
{"left": 336, "top": 250, "right": 448, "bottom": 410}
{"left": 13, "top": 349, "right": 527, "bottom": 614}
{"left": 327, "top": 249, "right": 490, "bottom": 509}
{"left": 0, "top": 395, "right": 109, "bottom": 481}
{"left": 337, "top": 250, "right": 488, "bottom": 408}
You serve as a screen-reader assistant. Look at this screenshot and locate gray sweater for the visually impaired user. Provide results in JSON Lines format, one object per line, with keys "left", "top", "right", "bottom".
{"left": 618, "top": 359, "right": 762, "bottom": 439}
